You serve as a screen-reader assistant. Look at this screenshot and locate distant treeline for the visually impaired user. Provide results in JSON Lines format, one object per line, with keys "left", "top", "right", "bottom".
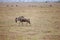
{"left": 0, "top": 0, "right": 59, "bottom": 2}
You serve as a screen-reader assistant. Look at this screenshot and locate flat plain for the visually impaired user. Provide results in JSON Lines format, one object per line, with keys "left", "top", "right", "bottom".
{"left": 0, "top": 2, "right": 60, "bottom": 40}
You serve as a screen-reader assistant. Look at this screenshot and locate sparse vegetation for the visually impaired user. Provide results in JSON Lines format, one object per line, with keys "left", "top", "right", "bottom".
{"left": 0, "top": 3, "right": 60, "bottom": 40}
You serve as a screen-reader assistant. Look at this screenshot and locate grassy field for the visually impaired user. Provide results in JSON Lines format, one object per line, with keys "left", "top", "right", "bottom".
{"left": 0, "top": 3, "right": 60, "bottom": 40}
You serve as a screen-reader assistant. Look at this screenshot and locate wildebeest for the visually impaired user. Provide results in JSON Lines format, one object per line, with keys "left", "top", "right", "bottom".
{"left": 15, "top": 16, "right": 31, "bottom": 26}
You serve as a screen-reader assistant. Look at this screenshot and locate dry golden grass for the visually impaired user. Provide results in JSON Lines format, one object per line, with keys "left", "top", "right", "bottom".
{"left": 0, "top": 3, "right": 60, "bottom": 40}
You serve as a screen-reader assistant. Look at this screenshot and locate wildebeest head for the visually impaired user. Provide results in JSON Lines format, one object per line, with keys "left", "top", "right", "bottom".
{"left": 15, "top": 18, "right": 17, "bottom": 23}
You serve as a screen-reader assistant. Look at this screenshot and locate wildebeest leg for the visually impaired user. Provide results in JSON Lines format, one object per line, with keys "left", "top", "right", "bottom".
{"left": 21, "top": 22, "right": 23, "bottom": 26}
{"left": 18, "top": 21, "right": 20, "bottom": 26}
{"left": 28, "top": 23, "right": 31, "bottom": 26}
{"left": 26, "top": 22, "right": 31, "bottom": 26}
{"left": 29, "top": 23, "right": 31, "bottom": 26}
{"left": 26, "top": 22, "right": 28, "bottom": 26}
